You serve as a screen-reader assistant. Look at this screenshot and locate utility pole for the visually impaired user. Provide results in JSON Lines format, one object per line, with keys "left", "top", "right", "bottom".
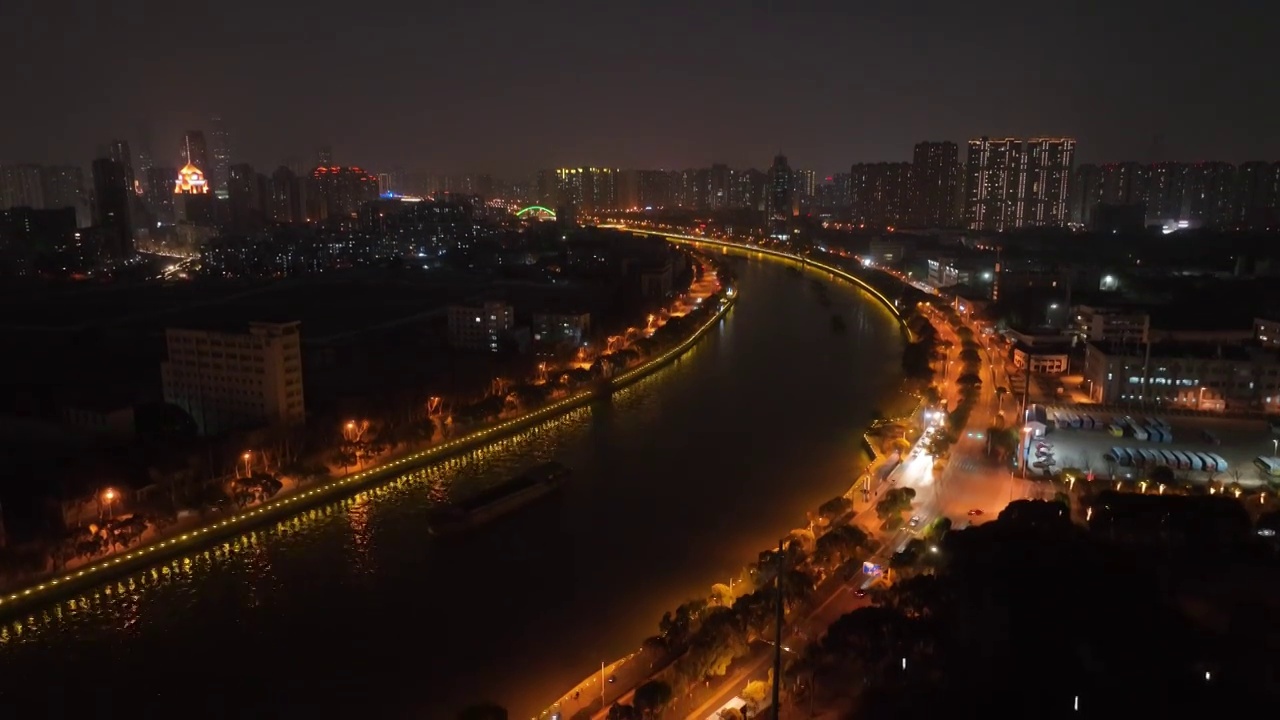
{"left": 773, "top": 538, "right": 785, "bottom": 718}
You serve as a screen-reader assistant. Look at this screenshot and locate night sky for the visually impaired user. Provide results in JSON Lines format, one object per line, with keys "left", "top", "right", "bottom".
{"left": 2, "top": 0, "right": 1276, "bottom": 176}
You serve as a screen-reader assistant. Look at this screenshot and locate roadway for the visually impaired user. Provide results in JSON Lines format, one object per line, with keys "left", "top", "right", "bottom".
{"left": 551, "top": 228, "right": 1036, "bottom": 718}
{"left": 679, "top": 277, "right": 1041, "bottom": 719}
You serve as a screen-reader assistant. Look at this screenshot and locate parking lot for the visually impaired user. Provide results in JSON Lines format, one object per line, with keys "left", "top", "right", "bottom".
{"left": 1032, "top": 406, "right": 1280, "bottom": 489}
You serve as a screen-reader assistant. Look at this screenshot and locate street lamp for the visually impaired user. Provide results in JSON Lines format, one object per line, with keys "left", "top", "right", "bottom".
{"left": 241, "top": 451, "right": 253, "bottom": 478}
{"left": 1272, "top": 438, "right": 1278, "bottom": 457}
{"left": 102, "top": 488, "right": 117, "bottom": 519}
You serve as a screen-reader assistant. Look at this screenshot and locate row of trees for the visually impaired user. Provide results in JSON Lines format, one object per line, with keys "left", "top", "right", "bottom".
{"left": 619, "top": 509, "right": 871, "bottom": 712}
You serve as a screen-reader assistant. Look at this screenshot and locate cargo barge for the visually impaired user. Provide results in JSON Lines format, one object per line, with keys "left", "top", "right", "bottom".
{"left": 427, "top": 461, "right": 569, "bottom": 535}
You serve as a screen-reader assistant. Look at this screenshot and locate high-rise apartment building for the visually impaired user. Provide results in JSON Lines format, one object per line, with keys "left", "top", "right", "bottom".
{"left": 1144, "top": 162, "right": 1188, "bottom": 225}
{"left": 109, "top": 140, "right": 137, "bottom": 196}
{"left": 227, "top": 163, "right": 269, "bottom": 230}
{"left": 965, "top": 137, "right": 1075, "bottom": 231}
{"left": 270, "top": 166, "right": 305, "bottom": 223}
{"left": 91, "top": 157, "right": 134, "bottom": 259}
{"left": 0, "top": 165, "right": 45, "bottom": 209}
{"left": 1185, "top": 162, "right": 1236, "bottom": 228}
{"left": 850, "top": 162, "right": 913, "bottom": 228}
{"left": 911, "top": 141, "right": 960, "bottom": 227}
{"left": 1069, "top": 164, "right": 1104, "bottom": 227}
{"left": 160, "top": 321, "right": 306, "bottom": 436}
{"left": 1014, "top": 138, "right": 1075, "bottom": 228}
{"left": 0, "top": 165, "right": 87, "bottom": 226}
{"left": 41, "top": 166, "right": 85, "bottom": 214}
{"left": 792, "top": 169, "right": 816, "bottom": 211}
{"left": 308, "top": 166, "right": 379, "bottom": 220}
{"left": 1236, "top": 161, "right": 1280, "bottom": 228}
{"left": 766, "top": 154, "right": 794, "bottom": 220}
{"left": 736, "top": 169, "right": 767, "bottom": 213}
{"left": 145, "top": 166, "right": 177, "bottom": 225}
{"left": 708, "top": 164, "right": 735, "bottom": 210}
{"left": 1071, "top": 160, "right": 1277, "bottom": 230}
{"left": 209, "top": 116, "right": 232, "bottom": 198}
{"left": 553, "top": 168, "right": 618, "bottom": 214}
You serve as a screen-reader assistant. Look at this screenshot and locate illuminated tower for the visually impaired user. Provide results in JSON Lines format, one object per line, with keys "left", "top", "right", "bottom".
{"left": 174, "top": 162, "right": 215, "bottom": 226}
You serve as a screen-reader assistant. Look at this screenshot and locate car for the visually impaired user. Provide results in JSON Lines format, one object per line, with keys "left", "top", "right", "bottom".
{"left": 908, "top": 515, "right": 921, "bottom": 528}
{"left": 853, "top": 589, "right": 867, "bottom": 598}
{"left": 967, "top": 508, "right": 984, "bottom": 516}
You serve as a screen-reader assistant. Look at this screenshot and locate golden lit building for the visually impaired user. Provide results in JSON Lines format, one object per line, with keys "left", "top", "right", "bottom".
{"left": 174, "top": 163, "right": 209, "bottom": 195}
{"left": 174, "top": 163, "right": 215, "bottom": 225}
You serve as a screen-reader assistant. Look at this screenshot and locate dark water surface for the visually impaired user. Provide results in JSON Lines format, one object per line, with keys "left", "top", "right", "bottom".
{"left": 0, "top": 255, "right": 904, "bottom": 719}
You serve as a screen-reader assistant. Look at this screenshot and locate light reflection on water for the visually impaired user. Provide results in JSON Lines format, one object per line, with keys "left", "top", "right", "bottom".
{"left": 0, "top": 257, "right": 902, "bottom": 719}
{"left": 0, "top": 352, "right": 684, "bottom": 648}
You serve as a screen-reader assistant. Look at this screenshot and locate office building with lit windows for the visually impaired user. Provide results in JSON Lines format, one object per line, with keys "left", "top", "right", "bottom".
{"left": 1083, "top": 340, "right": 1280, "bottom": 412}
{"left": 161, "top": 321, "right": 306, "bottom": 436}
{"left": 447, "top": 301, "right": 515, "bottom": 353}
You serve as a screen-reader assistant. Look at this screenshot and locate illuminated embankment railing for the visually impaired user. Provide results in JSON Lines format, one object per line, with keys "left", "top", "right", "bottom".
{"left": 0, "top": 292, "right": 736, "bottom": 618}
{"left": 604, "top": 226, "right": 912, "bottom": 341}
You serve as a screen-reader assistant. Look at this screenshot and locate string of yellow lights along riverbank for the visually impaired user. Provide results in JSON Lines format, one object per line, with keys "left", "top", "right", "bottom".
{"left": 602, "top": 226, "right": 913, "bottom": 342}
{"left": 0, "top": 290, "right": 736, "bottom": 618}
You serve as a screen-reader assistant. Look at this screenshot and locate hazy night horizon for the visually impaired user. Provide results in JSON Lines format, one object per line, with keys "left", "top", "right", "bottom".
{"left": 3, "top": 0, "right": 1279, "bottom": 174}
{"left": 3, "top": 2, "right": 1280, "bottom": 719}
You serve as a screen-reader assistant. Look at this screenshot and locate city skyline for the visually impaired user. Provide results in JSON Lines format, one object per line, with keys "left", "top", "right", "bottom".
{"left": 2, "top": 1, "right": 1278, "bottom": 175}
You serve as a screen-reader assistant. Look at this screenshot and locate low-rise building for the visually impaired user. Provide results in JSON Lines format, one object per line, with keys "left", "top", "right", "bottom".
{"left": 1253, "top": 317, "right": 1280, "bottom": 347}
{"left": 161, "top": 321, "right": 305, "bottom": 436}
{"left": 927, "top": 256, "right": 992, "bottom": 289}
{"left": 1073, "top": 305, "right": 1149, "bottom": 344}
{"left": 447, "top": 301, "right": 514, "bottom": 353}
{"left": 867, "top": 236, "right": 907, "bottom": 265}
{"left": 1082, "top": 340, "right": 1280, "bottom": 412}
{"left": 532, "top": 310, "right": 590, "bottom": 349}
{"left": 1012, "top": 343, "right": 1070, "bottom": 374}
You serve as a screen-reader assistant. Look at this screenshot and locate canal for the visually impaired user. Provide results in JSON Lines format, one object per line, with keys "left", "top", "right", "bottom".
{"left": 0, "top": 252, "right": 905, "bottom": 718}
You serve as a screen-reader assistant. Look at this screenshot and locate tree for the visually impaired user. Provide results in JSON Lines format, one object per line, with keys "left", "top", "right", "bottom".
{"left": 329, "top": 445, "right": 358, "bottom": 473}
{"left": 956, "top": 371, "right": 982, "bottom": 387}
{"left": 711, "top": 582, "right": 735, "bottom": 606}
{"left": 742, "top": 678, "right": 770, "bottom": 708}
{"left": 814, "top": 524, "right": 868, "bottom": 567}
{"left": 732, "top": 589, "right": 775, "bottom": 639}
{"left": 678, "top": 606, "right": 750, "bottom": 680}
{"left": 876, "top": 487, "right": 916, "bottom": 520}
{"left": 783, "top": 568, "right": 816, "bottom": 611}
{"left": 632, "top": 680, "right": 672, "bottom": 716}
{"left": 817, "top": 495, "right": 853, "bottom": 523}
{"left": 717, "top": 709, "right": 744, "bottom": 720}
{"left": 607, "top": 703, "right": 639, "bottom": 720}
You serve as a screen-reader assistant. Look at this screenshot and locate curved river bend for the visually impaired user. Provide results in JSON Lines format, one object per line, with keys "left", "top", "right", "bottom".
{"left": 0, "top": 253, "right": 904, "bottom": 719}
